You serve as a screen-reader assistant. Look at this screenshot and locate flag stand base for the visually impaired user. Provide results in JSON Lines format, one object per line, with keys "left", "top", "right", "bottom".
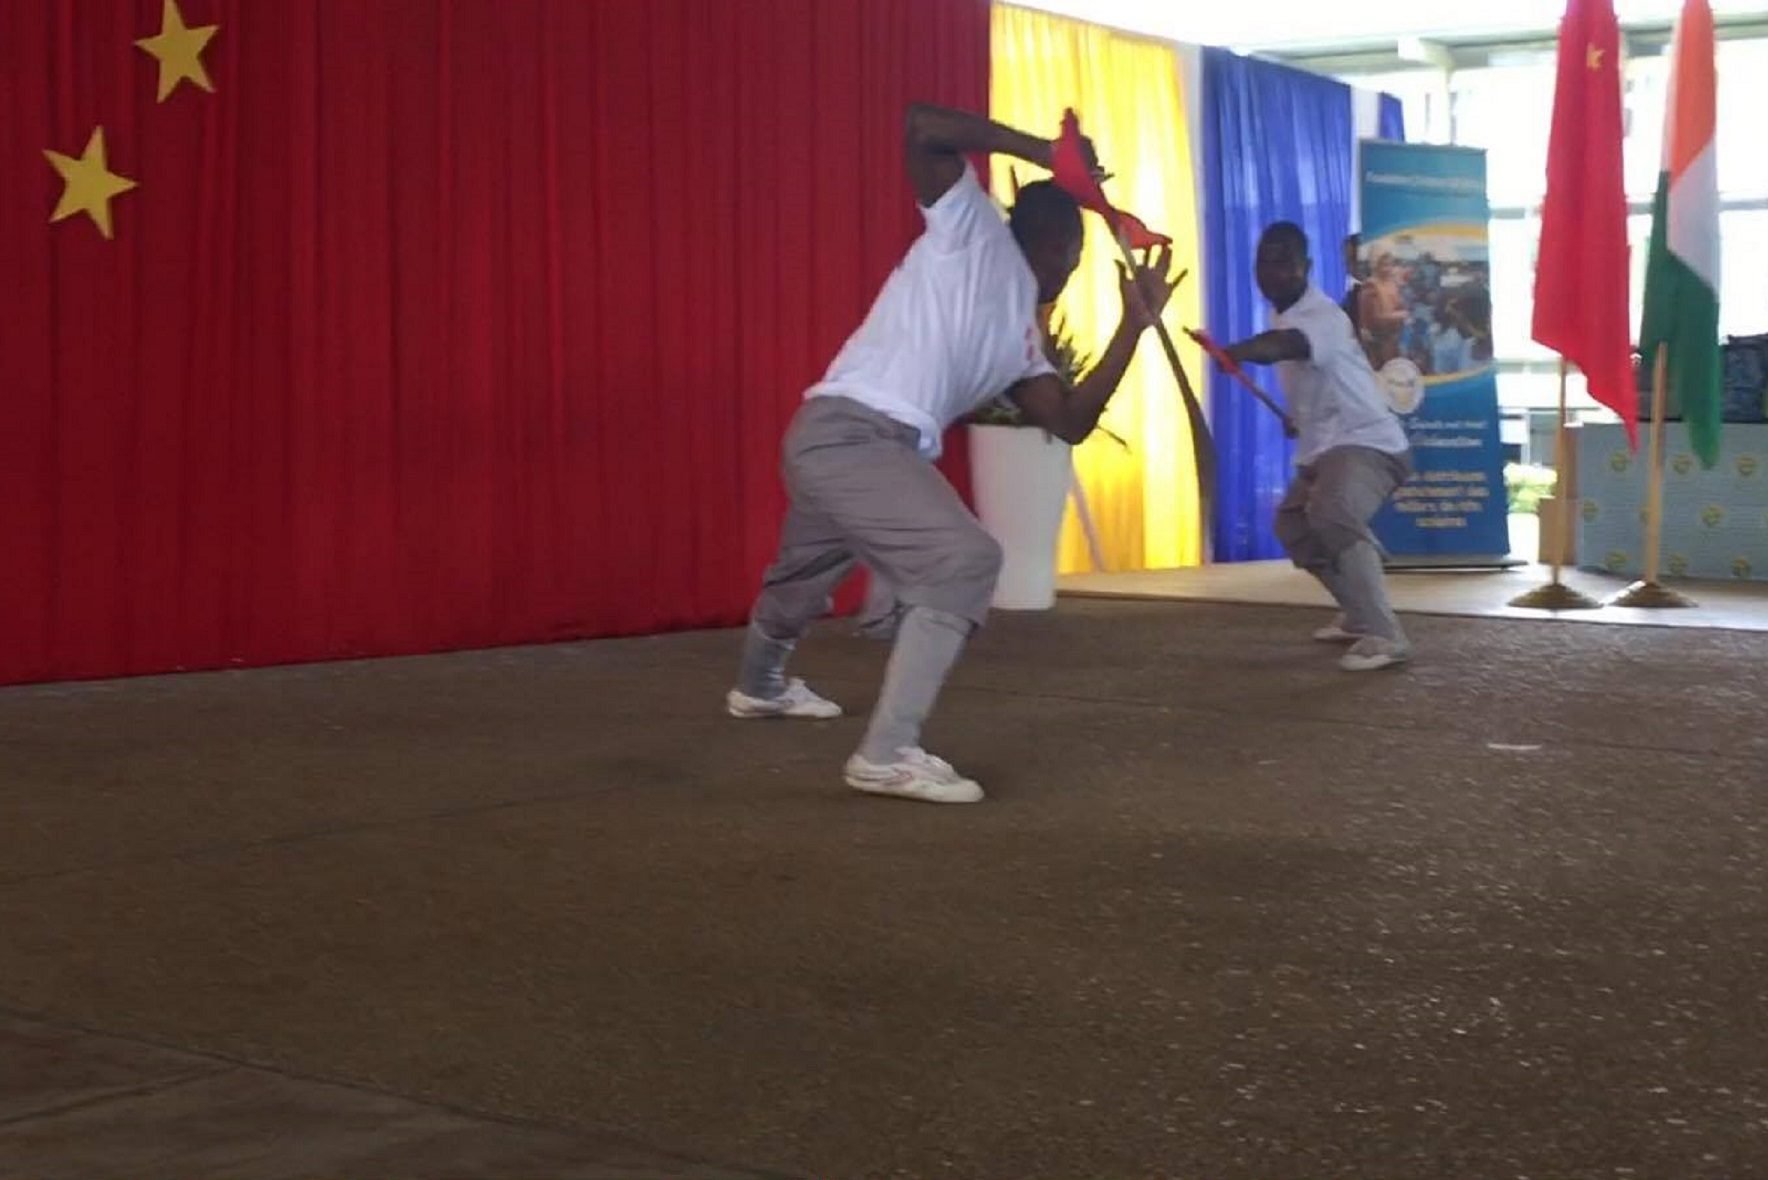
{"left": 1508, "top": 580, "right": 1601, "bottom": 610}
{"left": 1605, "top": 579, "right": 1697, "bottom": 609}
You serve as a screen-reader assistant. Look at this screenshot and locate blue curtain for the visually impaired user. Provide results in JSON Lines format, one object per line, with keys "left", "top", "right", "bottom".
{"left": 1201, "top": 49, "right": 1404, "bottom": 560}
{"left": 1379, "top": 94, "right": 1405, "bottom": 142}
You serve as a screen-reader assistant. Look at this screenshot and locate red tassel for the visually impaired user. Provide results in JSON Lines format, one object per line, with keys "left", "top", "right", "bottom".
{"left": 1049, "top": 108, "right": 1171, "bottom": 250}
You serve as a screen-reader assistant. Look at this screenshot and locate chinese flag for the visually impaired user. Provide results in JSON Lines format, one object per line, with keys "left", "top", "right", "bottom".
{"left": 1532, "top": 0, "right": 1638, "bottom": 447}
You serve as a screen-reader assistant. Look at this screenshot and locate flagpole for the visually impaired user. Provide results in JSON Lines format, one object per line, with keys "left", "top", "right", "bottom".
{"left": 1608, "top": 342, "right": 1696, "bottom": 608}
{"left": 1510, "top": 357, "right": 1599, "bottom": 609}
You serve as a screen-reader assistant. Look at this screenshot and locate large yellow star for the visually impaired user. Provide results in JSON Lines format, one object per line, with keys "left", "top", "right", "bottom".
{"left": 1587, "top": 44, "right": 1605, "bottom": 71}
{"left": 135, "top": 0, "right": 219, "bottom": 102}
{"left": 43, "top": 127, "right": 137, "bottom": 240}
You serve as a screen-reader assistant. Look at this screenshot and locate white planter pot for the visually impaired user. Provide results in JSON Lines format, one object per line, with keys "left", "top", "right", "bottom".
{"left": 967, "top": 424, "right": 1074, "bottom": 610}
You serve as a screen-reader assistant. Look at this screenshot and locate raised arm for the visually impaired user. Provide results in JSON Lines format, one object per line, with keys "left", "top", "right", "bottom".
{"left": 1007, "top": 248, "right": 1183, "bottom": 444}
{"left": 1225, "top": 329, "right": 1311, "bottom": 367}
{"left": 903, "top": 103, "right": 1063, "bottom": 207}
{"left": 1007, "top": 325, "right": 1142, "bottom": 446}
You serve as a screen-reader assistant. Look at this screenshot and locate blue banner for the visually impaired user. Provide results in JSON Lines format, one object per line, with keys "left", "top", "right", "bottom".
{"left": 1356, "top": 141, "right": 1509, "bottom": 561}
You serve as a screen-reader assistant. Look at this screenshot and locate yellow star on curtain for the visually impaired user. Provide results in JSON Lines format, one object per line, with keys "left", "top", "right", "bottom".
{"left": 136, "top": 0, "right": 219, "bottom": 102}
{"left": 44, "top": 127, "right": 137, "bottom": 239}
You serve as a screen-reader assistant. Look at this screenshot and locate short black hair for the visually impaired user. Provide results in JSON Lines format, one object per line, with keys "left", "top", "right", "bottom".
{"left": 1009, "top": 180, "right": 1082, "bottom": 248}
{"left": 1260, "top": 221, "right": 1310, "bottom": 259}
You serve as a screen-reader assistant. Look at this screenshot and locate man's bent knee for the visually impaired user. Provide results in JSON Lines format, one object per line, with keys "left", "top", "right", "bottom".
{"left": 954, "top": 530, "right": 1004, "bottom": 583}
{"left": 1276, "top": 514, "right": 1326, "bottom": 570}
{"left": 1304, "top": 503, "right": 1371, "bottom": 559}
{"left": 898, "top": 529, "right": 1001, "bottom": 627}
{"left": 939, "top": 529, "right": 1003, "bottom": 604}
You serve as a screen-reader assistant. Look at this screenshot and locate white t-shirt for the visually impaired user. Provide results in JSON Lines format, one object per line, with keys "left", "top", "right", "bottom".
{"left": 805, "top": 164, "right": 1054, "bottom": 459}
{"left": 1271, "top": 285, "right": 1410, "bottom": 466}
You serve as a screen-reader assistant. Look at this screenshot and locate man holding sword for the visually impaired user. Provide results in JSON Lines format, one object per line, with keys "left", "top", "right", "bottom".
{"left": 1220, "top": 221, "right": 1414, "bottom": 672}
{"left": 726, "top": 103, "right": 1181, "bottom": 803}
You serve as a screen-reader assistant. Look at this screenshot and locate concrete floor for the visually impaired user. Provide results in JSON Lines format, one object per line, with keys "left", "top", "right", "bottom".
{"left": 1062, "top": 559, "right": 1768, "bottom": 632}
{"left": 2, "top": 599, "right": 1766, "bottom": 1179}
{"left": 0, "top": 1014, "right": 772, "bottom": 1179}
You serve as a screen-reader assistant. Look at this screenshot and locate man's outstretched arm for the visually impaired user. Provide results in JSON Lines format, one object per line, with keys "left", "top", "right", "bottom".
{"left": 1225, "top": 330, "right": 1311, "bottom": 366}
{"left": 903, "top": 104, "right": 1064, "bottom": 207}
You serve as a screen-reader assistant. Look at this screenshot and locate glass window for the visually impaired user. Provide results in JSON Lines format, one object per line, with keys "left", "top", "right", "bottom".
{"left": 1718, "top": 207, "right": 1768, "bottom": 339}
{"left": 1449, "top": 60, "right": 1558, "bottom": 208}
{"left": 1488, "top": 214, "right": 1550, "bottom": 364}
{"left": 1622, "top": 52, "right": 1668, "bottom": 201}
{"left": 1631, "top": 208, "right": 1768, "bottom": 342}
{"left": 1622, "top": 39, "right": 1768, "bottom": 201}
{"left": 1718, "top": 40, "right": 1768, "bottom": 199}
{"left": 1342, "top": 67, "right": 1451, "bottom": 143}
{"left": 1345, "top": 36, "right": 1768, "bottom": 414}
{"left": 1628, "top": 211, "right": 1654, "bottom": 350}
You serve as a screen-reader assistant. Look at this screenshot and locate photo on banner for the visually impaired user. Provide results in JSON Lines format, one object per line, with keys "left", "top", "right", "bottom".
{"left": 1356, "top": 140, "right": 1511, "bottom": 563}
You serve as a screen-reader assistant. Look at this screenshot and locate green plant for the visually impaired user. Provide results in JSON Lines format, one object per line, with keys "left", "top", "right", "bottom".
{"left": 968, "top": 314, "right": 1128, "bottom": 450}
{"left": 1504, "top": 462, "right": 1557, "bottom": 515}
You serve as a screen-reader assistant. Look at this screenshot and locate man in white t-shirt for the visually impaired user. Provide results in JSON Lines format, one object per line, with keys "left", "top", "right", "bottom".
{"left": 1223, "top": 222, "right": 1414, "bottom": 672}
{"left": 726, "top": 103, "right": 1179, "bottom": 803}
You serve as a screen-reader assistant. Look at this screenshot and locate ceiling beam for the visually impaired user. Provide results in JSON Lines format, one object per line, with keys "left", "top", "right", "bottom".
{"left": 1259, "top": 13, "right": 1768, "bottom": 74}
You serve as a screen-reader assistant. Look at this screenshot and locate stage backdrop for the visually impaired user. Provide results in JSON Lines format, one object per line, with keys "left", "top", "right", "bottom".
{"left": 990, "top": 3, "right": 1205, "bottom": 574}
{"left": 1359, "top": 140, "right": 1510, "bottom": 561}
{"left": 0, "top": 0, "right": 989, "bottom": 686}
{"left": 1201, "top": 49, "right": 1404, "bottom": 561}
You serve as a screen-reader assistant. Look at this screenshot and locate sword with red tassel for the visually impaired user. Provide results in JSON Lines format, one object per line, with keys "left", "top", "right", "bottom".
{"left": 1047, "top": 110, "right": 1217, "bottom": 539}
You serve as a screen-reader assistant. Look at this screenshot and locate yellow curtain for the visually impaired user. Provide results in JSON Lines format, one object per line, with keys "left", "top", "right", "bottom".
{"left": 990, "top": 3, "right": 1204, "bottom": 571}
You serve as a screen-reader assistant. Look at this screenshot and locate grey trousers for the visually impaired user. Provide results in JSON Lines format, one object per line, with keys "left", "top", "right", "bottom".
{"left": 741, "top": 397, "right": 1002, "bottom": 759}
{"left": 1275, "top": 445, "right": 1411, "bottom": 641}
{"left": 750, "top": 397, "right": 1003, "bottom": 641}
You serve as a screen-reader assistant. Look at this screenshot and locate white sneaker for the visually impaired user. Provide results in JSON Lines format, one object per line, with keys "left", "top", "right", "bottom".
{"left": 1313, "top": 613, "right": 1364, "bottom": 643}
{"left": 843, "top": 748, "right": 983, "bottom": 804}
{"left": 726, "top": 679, "right": 842, "bottom": 720}
{"left": 1339, "top": 636, "right": 1412, "bottom": 672}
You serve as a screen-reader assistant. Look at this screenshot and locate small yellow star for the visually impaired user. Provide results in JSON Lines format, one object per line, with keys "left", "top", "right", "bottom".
{"left": 43, "top": 127, "right": 137, "bottom": 240}
{"left": 135, "top": 0, "right": 219, "bottom": 102}
{"left": 1587, "top": 44, "right": 1605, "bottom": 70}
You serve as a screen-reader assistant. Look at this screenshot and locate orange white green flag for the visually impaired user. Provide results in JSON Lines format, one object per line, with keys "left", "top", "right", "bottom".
{"left": 1639, "top": 0, "right": 1722, "bottom": 467}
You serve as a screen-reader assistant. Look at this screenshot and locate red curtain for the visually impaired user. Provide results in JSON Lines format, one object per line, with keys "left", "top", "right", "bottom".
{"left": 0, "top": 0, "right": 988, "bottom": 686}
